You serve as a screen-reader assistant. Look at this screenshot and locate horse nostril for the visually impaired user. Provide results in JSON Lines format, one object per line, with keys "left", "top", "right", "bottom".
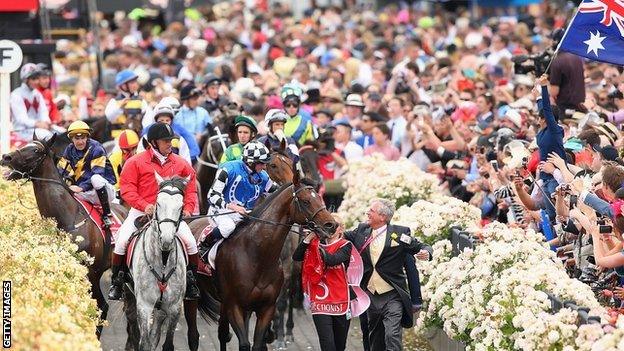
{"left": 1, "top": 154, "right": 11, "bottom": 163}
{"left": 323, "top": 222, "right": 336, "bottom": 231}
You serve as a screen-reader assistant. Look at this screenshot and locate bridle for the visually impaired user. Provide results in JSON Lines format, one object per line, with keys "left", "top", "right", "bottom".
{"left": 8, "top": 141, "right": 72, "bottom": 189}
{"left": 152, "top": 184, "right": 186, "bottom": 238}
{"left": 291, "top": 185, "right": 331, "bottom": 237}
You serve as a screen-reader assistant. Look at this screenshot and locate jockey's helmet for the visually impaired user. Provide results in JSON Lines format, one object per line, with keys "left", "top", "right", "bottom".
{"left": 67, "top": 121, "right": 91, "bottom": 138}
{"left": 264, "top": 109, "right": 288, "bottom": 126}
{"left": 159, "top": 96, "right": 181, "bottom": 114}
{"left": 147, "top": 122, "right": 177, "bottom": 143}
{"left": 20, "top": 63, "right": 41, "bottom": 81}
{"left": 179, "top": 84, "right": 201, "bottom": 101}
{"left": 115, "top": 70, "right": 138, "bottom": 87}
{"left": 235, "top": 115, "right": 258, "bottom": 134}
{"left": 243, "top": 141, "right": 271, "bottom": 165}
{"left": 153, "top": 104, "right": 175, "bottom": 121}
{"left": 117, "top": 130, "right": 140, "bottom": 149}
{"left": 202, "top": 73, "right": 221, "bottom": 88}
{"left": 280, "top": 83, "right": 303, "bottom": 104}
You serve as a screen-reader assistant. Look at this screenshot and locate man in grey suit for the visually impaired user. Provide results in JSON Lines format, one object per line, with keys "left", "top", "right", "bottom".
{"left": 345, "top": 198, "right": 432, "bottom": 351}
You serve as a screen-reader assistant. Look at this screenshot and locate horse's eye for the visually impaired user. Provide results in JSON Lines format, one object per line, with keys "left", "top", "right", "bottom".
{"left": 270, "top": 164, "right": 277, "bottom": 169}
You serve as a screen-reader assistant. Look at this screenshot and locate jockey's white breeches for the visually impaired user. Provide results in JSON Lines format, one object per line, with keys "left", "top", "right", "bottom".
{"left": 210, "top": 207, "right": 243, "bottom": 238}
{"left": 114, "top": 208, "right": 198, "bottom": 256}
{"left": 75, "top": 174, "right": 115, "bottom": 204}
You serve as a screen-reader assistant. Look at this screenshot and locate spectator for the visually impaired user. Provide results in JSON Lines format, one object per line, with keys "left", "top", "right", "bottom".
{"left": 365, "top": 123, "right": 400, "bottom": 161}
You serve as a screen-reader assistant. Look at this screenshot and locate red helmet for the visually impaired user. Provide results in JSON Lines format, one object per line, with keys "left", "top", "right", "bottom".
{"left": 118, "top": 129, "right": 140, "bottom": 149}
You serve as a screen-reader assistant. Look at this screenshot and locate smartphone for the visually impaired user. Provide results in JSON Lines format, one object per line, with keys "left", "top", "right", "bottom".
{"left": 569, "top": 195, "right": 578, "bottom": 209}
{"left": 600, "top": 225, "right": 613, "bottom": 233}
{"left": 490, "top": 160, "right": 499, "bottom": 171}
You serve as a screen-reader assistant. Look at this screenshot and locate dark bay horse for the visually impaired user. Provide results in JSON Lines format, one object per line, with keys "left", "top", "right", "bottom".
{"left": 189, "top": 173, "right": 337, "bottom": 351}
{"left": 0, "top": 134, "right": 128, "bottom": 337}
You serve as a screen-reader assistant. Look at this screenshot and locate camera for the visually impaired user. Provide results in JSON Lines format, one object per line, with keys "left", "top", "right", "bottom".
{"left": 490, "top": 160, "right": 499, "bottom": 172}
{"left": 599, "top": 225, "right": 613, "bottom": 233}
{"left": 512, "top": 49, "right": 554, "bottom": 76}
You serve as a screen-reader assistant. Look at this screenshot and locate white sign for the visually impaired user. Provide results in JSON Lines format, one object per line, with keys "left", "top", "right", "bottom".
{"left": 0, "top": 40, "right": 23, "bottom": 74}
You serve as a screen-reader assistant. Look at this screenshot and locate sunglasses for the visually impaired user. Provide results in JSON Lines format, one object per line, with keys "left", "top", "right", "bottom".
{"left": 284, "top": 102, "right": 299, "bottom": 108}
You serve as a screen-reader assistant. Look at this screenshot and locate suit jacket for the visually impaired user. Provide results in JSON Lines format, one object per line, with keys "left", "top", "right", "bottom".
{"left": 345, "top": 222, "right": 432, "bottom": 328}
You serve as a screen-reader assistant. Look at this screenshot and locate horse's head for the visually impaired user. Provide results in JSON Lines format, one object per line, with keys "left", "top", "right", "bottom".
{"left": 290, "top": 167, "right": 337, "bottom": 240}
{"left": 154, "top": 173, "right": 189, "bottom": 252}
{"left": 1, "top": 134, "right": 56, "bottom": 180}
{"left": 124, "top": 112, "right": 143, "bottom": 136}
{"left": 265, "top": 139, "right": 294, "bottom": 185}
{"left": 298, "top": 142, "right": 322, "bottom": 191}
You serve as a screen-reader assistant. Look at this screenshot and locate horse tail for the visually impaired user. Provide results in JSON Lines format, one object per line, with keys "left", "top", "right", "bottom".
{"left": 197, "top": 286, "right": 220, "bottom": 323}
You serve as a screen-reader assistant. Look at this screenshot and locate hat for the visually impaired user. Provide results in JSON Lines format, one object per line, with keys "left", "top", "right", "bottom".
{"left": 513, "top": 75, "right": 533, "bottom": 87}
{"left": 147, "top": 122, "right": 178, "bottom": 142}
{"left": 564, "top": 138, "right": 584, "bottom": 152}
{"left": 593, "top": 122, "right": 620, "bottom": 145}
{"left": 314, "top": 109, "right": 334, "bottom": 120}
{"left": 363, "top": 111, "right": 385, "bottom": 122}
{"left": 504, "top": 108, "right": 523, "bottom": 129}
{"left": 321, "top": 88, "right": 343, "bottom": 103}
{"left": 502, "top": 140, "right": 531, "bottom": 168}
{"left": 273, "top": 57, "right": 298, "bottom": 78}
{"left": 180, "top": 84, "right": 201, "bottom": 100}
{"left": 345, "top": 94, "right": 365, "bottom": 107}
{"left": 608, "top": 90, "right": 624, "bottom": 100}
{"left": 332, "top": 118, "right": 352, "bottom": 128}
{"left": 509, "top": 97, "right": 534, "bottom": 112}
{"left": 203, "top": 73, "right": 221, "bottom": 87}
{"left": 234, "top": 115, "right": 258, "bottom": 134}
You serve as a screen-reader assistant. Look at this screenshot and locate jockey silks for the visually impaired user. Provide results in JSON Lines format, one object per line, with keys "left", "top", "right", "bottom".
{"left": 303, "top": 238, "right": 350, "bottom": 315}
{"left": 216, "top": 160, "right": 271, "bottom": 210}
{"left": 58, "top": 139, "right": 116, "bottom": 191}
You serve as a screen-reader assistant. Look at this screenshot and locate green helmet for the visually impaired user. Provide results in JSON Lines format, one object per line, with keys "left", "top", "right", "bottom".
{"left": 234, "top": 115, "right": 258, "bottom": 134}
{"left": 280, "top": 84, "right": 303, "bottom": 103}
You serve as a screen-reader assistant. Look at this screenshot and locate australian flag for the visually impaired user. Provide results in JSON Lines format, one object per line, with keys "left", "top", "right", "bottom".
{"left": 559, "top": 0, "right": 624, "bottom": 65}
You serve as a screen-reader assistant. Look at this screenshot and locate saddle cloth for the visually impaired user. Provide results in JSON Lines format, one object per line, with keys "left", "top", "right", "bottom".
{"left": 197, "top": 225, "right": 223, "bottom": 276}
{"left": 126, "top": 231, "right": 188, "bottom": 269}
{"left": 75, "top": 197, "right": 121, "bottom": 245}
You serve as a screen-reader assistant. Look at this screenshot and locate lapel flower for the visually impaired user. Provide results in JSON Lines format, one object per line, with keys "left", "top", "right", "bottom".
{"left": 390, "top": 232, "right": 398, "bottom": 241}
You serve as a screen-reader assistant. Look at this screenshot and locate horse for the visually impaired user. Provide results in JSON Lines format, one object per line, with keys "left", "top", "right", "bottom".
{"left": 298, "top": 142, "right": 322, "bottom": 192}
{"left": 123, "top": 175, "right": 189, "bottom": 351}
{"left": 190, "top": 170, "right": 338, "bottom": 351}
{"left": 0, "top": 134, "right": 128, "bottom": 337}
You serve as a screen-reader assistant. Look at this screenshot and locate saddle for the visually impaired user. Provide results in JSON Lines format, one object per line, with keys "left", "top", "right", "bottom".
{"left": 75, "top": 197, "right": 121, "bottom": 244}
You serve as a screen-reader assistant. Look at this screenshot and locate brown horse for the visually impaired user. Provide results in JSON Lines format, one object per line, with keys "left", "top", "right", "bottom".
{"left": 0, "top": 134, "right": 128, "bottom": 337}
{"left": 189, "top": 172, "right": 337, "bottom": 351}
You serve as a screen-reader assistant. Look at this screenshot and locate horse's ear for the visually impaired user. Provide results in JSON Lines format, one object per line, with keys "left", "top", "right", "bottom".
{"left": 279, "top": 138, "right": 286, "bottom": 152}
{"left": 292, "top": 162, "right": 300, "bottom": 187}
{"left": 45, "top": 133, "right": 57, "bottom": 149}
{"left": 154, "top": 171, "right": 164, "bottom": 185}
{"left": 32, "top": 130, "right": 38, "bottom": 141}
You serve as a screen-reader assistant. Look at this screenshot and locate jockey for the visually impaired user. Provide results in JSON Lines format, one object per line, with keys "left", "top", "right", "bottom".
{"left": 109, "top": 129, "right": 140, "bottom": 190}
{"left": 201, "top": 73, "right": 221, "bottom": 116}
{"left": 281, "top": 84, "right": 316, "bottom": 146}
{"left": 139, "top": 103, "right": 193, "bottom": 164}
{"left": 35, "top": 63, "right": 61, "bottom": 125}
{"left": 108, "top": 122, "right": 200, "bottom": 301}
{"left": 174, "top": 85, "right": 211, "bottom": 154}
{"left": 198, "top": 142, "right": 274, "bottom": 260}
{"left": 104, "top": 69, "right": 151, "bottom": 139}
{"left": 257, "top": 109, "right": 299, "bottom": 161}
{"left": 10, "top": 63, "right": 53, "bottom": 141}
{"left": 219, "top": 115, "right": 258, "bottom": 163}
{"left": 57, "top": 121, "right": 116, "bottom": 227}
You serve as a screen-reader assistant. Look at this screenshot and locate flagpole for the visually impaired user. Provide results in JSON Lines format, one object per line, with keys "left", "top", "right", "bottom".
{"left": 544, "top": 3, "right": 582, "bottom": 75}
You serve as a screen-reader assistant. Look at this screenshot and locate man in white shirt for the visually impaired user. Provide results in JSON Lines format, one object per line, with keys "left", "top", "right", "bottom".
{"left": 386, "top": 97, "right": 407, "bottom": 150}
{"left": 332, "top": 119, "right": 363, "bottom": 179}
{"left": 11, "top": 63, "right": 52, "bottom": 141}
{"left": 486, "top": 35, "right": 512, "bottom": 66}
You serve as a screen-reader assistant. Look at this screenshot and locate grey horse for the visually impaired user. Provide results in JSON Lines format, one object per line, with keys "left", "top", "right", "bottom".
{"left": 125, "top": 174, "right": 188, "bottom": 351}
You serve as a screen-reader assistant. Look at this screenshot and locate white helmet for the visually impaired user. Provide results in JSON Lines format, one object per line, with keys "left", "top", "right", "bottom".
{"left": 264, "top": 109, "right": 289, "bottom": 125}
{"left": 160, "top": 96, "right": 181, "bottom": 114}
{"left": 243, "top": 141, "right": 271, "bottom": 165}
{"left": 153, "top": 104, "right": 175, "bottom": 121}
{"left": 20, "top": 63, "right": 40, "bottom": 81}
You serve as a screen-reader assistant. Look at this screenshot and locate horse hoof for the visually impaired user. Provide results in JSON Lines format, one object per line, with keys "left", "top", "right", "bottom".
{"left": 274, "top": 341, "right": 286, "bottom": 350}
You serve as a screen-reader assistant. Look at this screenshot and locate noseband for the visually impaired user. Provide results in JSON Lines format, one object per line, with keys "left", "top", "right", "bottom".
{"left": 153, "top": 185, "right": 186, "bottom": 236}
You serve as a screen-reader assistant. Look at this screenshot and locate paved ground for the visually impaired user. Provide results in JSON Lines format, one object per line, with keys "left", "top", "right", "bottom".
{"left": 99, "top": 271, "right": 365, "bottom": 350}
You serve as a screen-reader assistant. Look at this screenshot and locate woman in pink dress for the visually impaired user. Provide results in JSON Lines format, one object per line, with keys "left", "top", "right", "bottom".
{"left": 364, "top": 123, "right": 400, "bottom": 161}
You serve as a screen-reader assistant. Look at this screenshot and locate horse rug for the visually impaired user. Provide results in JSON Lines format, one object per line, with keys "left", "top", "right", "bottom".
{"left": 75, "top": 197, "right": 121, "bottom": 245}
{"left": 197, "top": 225, "right": 223, "bottom": 276}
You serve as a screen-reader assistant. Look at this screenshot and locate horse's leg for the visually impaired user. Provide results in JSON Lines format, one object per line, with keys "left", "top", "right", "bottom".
{"left": 272, "top": 290, "right": 286, "bottom": 349}
{"left": 183, "top": 299, "right": 199, "bottom": 351}
{"left": 285, "top": 292, "right": 295, "bottom": 342}
{"left": 137, "top": 304, "right": 153, "bottom": 351}
{"left": 162, "top": 308, "right": 181, "bottom": 351}
{"left": 150, "top": 311, "right": 165, "bottom": 351}
{"left": 227, "top": 305, "right": 251, "bottom": 351}
{"left": 124, "top": 286, "right": 140, "bottom": 351}
{"left": 252, "top": 304, "right": 277, "bottom": 351}
{"left": 88, "top": 270, "right": 107, "bottom": 338}
{"left": 217, "top": 310, "right": 230, "bottom": 351}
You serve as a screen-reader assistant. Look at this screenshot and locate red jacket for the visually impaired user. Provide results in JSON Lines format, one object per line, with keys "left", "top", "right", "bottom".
{"left": 119, "top": 149, "right": 198, "bottom": 214}
{"left": 37, "top": 87, "right": 60, "bottom": 124}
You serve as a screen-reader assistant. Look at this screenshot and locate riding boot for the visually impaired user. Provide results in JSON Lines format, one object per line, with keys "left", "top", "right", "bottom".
{"left": 96, "top": 187, "right": 114, "bottom": 228}
{"left": 185, "top": 254, "right": 201, "bottom": 300}
{"left": 108, "top": 253, "right": 126, "bottom": 300}
{"left": 198, "top": 228, "right": 224, "bottom": 263}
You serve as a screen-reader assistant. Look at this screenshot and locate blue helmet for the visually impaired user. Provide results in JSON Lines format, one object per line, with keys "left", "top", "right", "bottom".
{"left": 115, "top": 70, "right": 138, "bottom": 87}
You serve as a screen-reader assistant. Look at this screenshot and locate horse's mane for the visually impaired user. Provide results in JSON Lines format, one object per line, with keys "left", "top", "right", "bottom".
{"left": 247, "top": 182, "right": 293, "bottom": 218}
{"left": 159, "top": 176, "right": 188, "bottom": 193}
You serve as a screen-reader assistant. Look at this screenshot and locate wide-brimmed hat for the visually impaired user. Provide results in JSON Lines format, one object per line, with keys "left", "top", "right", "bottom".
{"left": 345, "top": 94, "right": 365, "bottom": 107}
{"left": 593, "top": 122, "right": 620, "bottom": 145}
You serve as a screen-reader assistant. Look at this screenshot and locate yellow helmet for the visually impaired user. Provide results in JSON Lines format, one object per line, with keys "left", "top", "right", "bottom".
{"left": 67, "top": 120, "right": 91, "bottom": 138}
